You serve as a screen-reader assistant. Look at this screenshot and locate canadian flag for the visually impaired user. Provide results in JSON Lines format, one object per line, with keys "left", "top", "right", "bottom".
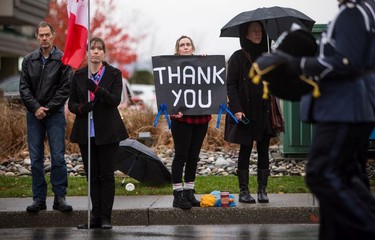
{"left": 62, "top": 0, "right": 88, "bottom": 69}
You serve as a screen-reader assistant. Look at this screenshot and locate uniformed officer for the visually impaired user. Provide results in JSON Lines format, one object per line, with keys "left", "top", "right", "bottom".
{"left": 299, "top": 0, "right": 375, "bottom": 239}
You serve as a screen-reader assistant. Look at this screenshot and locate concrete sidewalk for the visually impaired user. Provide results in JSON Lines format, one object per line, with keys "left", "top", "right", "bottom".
{"left": 0, "top": 194, "right": 319, "bottom": 228}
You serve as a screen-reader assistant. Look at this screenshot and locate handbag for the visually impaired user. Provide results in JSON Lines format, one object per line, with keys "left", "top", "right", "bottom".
{"left": 270, "top": 95, "right": 285, "bottom": 133}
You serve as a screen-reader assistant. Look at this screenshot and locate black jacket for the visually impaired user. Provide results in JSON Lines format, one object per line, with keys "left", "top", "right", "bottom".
{"left": 301, "top": 1, "right": 375, "bottom": 123}
{"left": 68, "top": 63, "right": 128, "bottom": 145}
{"left": 19, "top": 47, "right": 72, "bottom": 114}
{"left": 224, "top": 50, "right": 273, "bottom": 144}
{"left": 224, "top": 21, "right": 274, "bottom": 144}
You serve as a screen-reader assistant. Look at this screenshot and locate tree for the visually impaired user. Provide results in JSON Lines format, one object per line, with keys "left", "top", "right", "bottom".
{"left": 44, "top": 0, "right": 140, "bottom": 79}
{"left": 44, "top": 0, "right": 68, "bottom": 51}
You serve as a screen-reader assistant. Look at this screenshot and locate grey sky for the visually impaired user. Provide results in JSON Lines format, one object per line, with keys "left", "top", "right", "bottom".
{"left": 112, "top": 0, "right": 338, "bottom": 67}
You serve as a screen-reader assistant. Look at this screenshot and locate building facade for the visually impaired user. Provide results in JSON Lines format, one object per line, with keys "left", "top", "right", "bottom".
{"left": 0, "top": 0, "right": 50, "bottom": 79}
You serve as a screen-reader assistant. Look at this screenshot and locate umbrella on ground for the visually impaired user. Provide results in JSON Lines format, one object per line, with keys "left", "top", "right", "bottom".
{"left": 115, "top": 138, "right": 171, "bottom": 186}
{"left": 220, "top": 6, "right": 315, "bottom": 40}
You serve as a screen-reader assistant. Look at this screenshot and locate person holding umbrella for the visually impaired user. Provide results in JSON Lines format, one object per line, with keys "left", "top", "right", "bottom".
{"left": 170, "top": 35, "right": 212, "bottom": 210}
{"left": 68, "top": 37, "right": 128, "bottom": 229}
{"left": 224, "top": 21, "right": 275, "bottom": 204}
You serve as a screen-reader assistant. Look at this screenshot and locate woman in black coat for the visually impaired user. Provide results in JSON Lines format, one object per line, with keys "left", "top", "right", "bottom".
{"left": 224, "top": 21, "right": 274, "bottom": 204}
{"left": 68, "top": 37, "right": 128, "bottom": 229}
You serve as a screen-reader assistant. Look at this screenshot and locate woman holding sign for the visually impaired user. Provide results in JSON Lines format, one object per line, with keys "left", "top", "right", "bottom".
{"left": 224, "top": 21, "right": 275, "bottom": 204}
{"left": 170, "top": 35, "right": 211, "bottom": 210}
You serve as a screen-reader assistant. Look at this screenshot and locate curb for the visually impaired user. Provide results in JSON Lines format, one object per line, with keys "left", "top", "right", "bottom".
{"left": 0, "top": 194, "right": 320, "bottom": 228}
{"left": 0, "top": 207, "right": 319, "bottom": 228}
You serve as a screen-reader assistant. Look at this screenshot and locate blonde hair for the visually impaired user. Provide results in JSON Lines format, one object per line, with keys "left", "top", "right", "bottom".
{"left": 174, "top": 35, "right": 195, "bottom": 55}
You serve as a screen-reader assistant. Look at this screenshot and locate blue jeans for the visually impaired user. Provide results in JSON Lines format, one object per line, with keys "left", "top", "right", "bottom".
{"left": 27, "top": 108, "right": 67, "bottom": 201}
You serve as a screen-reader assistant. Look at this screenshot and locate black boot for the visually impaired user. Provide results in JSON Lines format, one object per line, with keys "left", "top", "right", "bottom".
{"left": 185, "top": 189, "right": 201, "bottom": 207}
{"left": 53, "top": 196, "right": 73, "bottom": 212}
{"left": 257, "top": 169, "right": 270, "bottom": 203}
{"left": 173, "top": 190, "right": 192, "bottom": 210}
{"left": 237, "top": 170, "right": 256, "bottom": 203}
{"left": 26, "top": 200, "right": 46, "bottom": 213}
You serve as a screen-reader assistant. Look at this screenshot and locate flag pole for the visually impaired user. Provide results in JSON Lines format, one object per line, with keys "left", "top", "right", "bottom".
{"left": 87, "top": 0, "right": 91, "bottom": 230}
{"left": 63, "top": 0, "right": 91, "bottom": 228}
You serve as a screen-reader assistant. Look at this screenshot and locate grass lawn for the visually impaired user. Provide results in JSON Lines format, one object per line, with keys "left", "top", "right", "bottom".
{"left": 0, "top": 175, "right": 310, "bottom": 198}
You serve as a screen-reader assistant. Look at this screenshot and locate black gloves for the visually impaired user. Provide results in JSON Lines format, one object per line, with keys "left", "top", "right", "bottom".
{"left": 87, "top": 78, "right": 98, "bottom": 93}
{"left": 79, "top": 102, "right": 93, "bottom": 113}
{"left": 86, "top": 78, "right": 110, "bottom": 98}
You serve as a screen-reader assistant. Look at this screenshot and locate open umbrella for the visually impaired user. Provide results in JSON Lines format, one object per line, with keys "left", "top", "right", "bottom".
{"left": 115, "top": 138, "right": 171, "bottom": 186}
{"left": 220, "top": 6, "right": 315, "bottom": 40}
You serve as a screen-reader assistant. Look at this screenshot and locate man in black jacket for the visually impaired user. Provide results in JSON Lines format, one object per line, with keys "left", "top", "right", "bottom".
{"left": 19, "top": 21, "right": 73, "bottom": 213}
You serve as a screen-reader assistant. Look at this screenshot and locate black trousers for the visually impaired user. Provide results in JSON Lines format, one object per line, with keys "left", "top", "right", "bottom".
{"left": 79, "top": 138, "right": 119, "bottom": 222}
{"left": 238, "top": 137, "right": 271, "bottom": 170}
{"left": 171, "top": 119, "right": 208, "bottom": 184}
{"left": 306, "top": 123, "right": 375, "bottom": 240}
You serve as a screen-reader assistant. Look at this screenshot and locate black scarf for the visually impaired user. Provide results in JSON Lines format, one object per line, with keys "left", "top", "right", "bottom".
{"left": 239, "top": 21, "right": 269, "bottom": 61}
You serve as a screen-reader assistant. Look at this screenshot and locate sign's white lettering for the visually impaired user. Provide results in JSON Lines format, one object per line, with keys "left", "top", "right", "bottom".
{"left": 152, "top": 55, "right": 227, "bottom": 115}
{"left": 154, "top": 66, "right": 225, "bottom": 85}
{"left": 172, "top": 89, "right": 212, "bottom": 108}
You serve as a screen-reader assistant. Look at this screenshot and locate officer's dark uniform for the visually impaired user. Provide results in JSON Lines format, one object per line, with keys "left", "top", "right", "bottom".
{"left": 300, "top": 0, "right": 375, "bottom": 239}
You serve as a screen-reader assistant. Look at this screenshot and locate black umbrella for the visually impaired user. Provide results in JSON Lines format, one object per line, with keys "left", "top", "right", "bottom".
{"left": 115, "top": 138, "right": 171, "bottom": 186}
{"left": 220, "top": 6, "right": 315, "bottom": 40}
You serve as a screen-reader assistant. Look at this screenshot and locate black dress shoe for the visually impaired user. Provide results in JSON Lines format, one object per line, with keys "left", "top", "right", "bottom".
{"left": 26, "top": 200, "right": 46, "bottom": 213}
{"left": 53, "top": 196, "right": 73, "bottom": 212}
{"left": 77, "top": 223, "right": 101, "bottom": 229}
{"left": 101, "top": 219, "right": 113, "bottom": 229}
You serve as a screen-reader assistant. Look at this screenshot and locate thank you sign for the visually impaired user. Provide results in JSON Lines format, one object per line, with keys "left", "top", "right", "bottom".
{"left": 152, "top": 55, "right": 227, "bottom": 115}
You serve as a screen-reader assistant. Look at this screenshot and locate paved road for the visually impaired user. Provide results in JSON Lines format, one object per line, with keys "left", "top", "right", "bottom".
{"left": 0, "top": 224, "right": 319, "bottom": 240}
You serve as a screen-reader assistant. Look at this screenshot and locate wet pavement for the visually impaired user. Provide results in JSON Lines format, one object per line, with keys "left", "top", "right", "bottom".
{"left": 0, "top": 224, "right": 319, "bottom": 240}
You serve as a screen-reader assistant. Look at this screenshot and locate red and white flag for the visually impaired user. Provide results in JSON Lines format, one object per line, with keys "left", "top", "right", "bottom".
{"left": 62, "top": 0, "right": 88, "bottom": 69}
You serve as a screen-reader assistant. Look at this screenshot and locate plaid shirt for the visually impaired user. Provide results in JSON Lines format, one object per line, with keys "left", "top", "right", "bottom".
{"left": 171, "top": 114, "right": 212, "bottom": 124}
